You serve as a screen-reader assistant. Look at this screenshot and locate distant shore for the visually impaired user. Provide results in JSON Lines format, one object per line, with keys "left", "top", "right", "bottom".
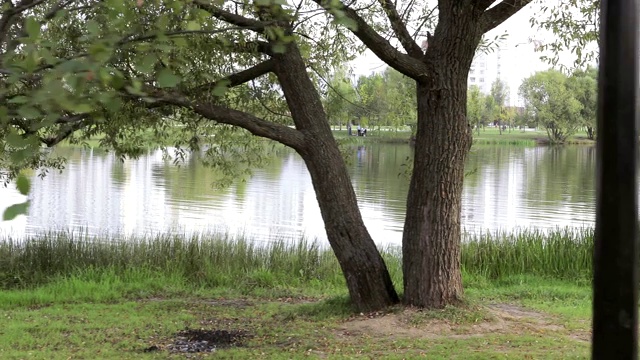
{"left": 59, "top": 128, "right": 596, "bottom": 150}
{"left": 332, "top": 127, "right": 596, "bottom": 146}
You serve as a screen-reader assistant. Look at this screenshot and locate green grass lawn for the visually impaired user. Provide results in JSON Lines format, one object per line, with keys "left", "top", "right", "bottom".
{"left": 57, "top": 127, "right": 595, "bottom": 151}
{"left": 330, "top": 127, "right": 596, "bottom": 146}
{"left": 472, "top": 127, "right": 595, "bottom": 145}
{"left": 0, "top": 230, "right": 594, "bottom": 359}
{"left": 0, "top": 275, "right": 591, "bottom": 359}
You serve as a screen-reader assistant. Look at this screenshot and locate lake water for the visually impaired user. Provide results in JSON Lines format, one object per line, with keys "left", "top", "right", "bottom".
{"left": 0, "top": 143, "right": 597, "bottom": 245}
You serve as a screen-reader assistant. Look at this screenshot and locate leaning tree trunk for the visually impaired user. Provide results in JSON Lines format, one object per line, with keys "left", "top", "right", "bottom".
{"left": 300, "top": 136, "right": 399, "bottom": 311}
{"left": 273, "top": 45, "right": 399, "bottom": 311}
{"left": 402, "top": 19, "right": 479, "bottom": 308}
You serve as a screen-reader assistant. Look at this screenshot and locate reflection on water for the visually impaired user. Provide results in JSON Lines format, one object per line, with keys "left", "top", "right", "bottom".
{"left": 0, "top": 144, "right": 598, "bottom": 245}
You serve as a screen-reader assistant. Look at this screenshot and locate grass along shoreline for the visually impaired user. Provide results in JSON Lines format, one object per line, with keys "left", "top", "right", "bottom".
{"left": 1, "top": 229, "right": 594, "bottom": 358}
{"left": 1, "top": 228, "right": 594, "bottom": 292}
{"left": 471, "top": 128, "right": 595, "bottom": 146}
{"left": 58, "top": 128, "right": 596, "bottom": 150}
{"left": 332, "top": 127, "right": 596, "bottom": 146}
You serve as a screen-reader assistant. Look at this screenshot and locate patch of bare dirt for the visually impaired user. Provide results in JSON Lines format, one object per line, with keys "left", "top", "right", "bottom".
{"left": 487, "top": 303, "right": 563, "bottom": 329}
{"left": 337, "top": 304, "right": 581, "bottom": 341}
{"left": 145, "top": 328, "right": 252, "bottom": 354}
{"left": 141, "top": 297, "right": 254, "bottom": 308}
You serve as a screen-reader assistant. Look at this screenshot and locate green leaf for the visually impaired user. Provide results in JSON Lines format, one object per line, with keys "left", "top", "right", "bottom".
{"left": 172, "top": 37, "right": 188, "bottom": 47}
{"left": 3, "top": 201, "right": 30, "bottom": 221}
{"left": 136, "top": 54, "right": 157, "bottom": 74}
{"left": 89, "top": 43, "right": 110, "bottom": 62}
{"left": 196, "top": 9, "right": 212, "bottom": 18}
{"left": 10, "top": 149, "right": 31, "bottom": 164}
{"left": 5, "top": 132, "right": 26, "bottom": 147}
{"left": 170, "top": 1, "right": 184, "bottom": 12}
{"left": 56, "top": 59, "right": 80, "bottom": 73}
{"left": 87, "top": 20, "right": 101, "bottom": 36}
{"left": 110, "top": 74, "right": 126, "bottom": 89}
{"left": 186, "top": 21, "right": 201, "bottom": 31}
{"left": 157, "top": 68, "right": 181, "bottom": 88}
{"left": 25, "top": 17, "right": 41, "bottom": 39}
{"left": 73, "top": 104, "right": 93, "bottom": 114}
{"left": 103, "top": 96, "right": 123, "bottom": 113}
{"left": 17, "top": 105, "right": 40, "bottom": 119}
{"left": 125, "top": 85, "right": 146, "bottom": 96}
{"left": 23, "top": 52, "right": 39, "bottom": 72}
{"left": 16, "top": 174, "right": 30, "bottom": 195}
{"left": 8, "top": 96, "right": 29, "bottom": 104}
{"left": 212, "top": 80, "right": 230, "bottom": 97}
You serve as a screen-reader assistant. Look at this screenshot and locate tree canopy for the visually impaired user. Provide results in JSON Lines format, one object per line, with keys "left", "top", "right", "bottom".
{"left": 519, "top": 68, "right": 596, "bottom": 143}
{"left": 2, "top": 0, "right": 535, "bottom": 310}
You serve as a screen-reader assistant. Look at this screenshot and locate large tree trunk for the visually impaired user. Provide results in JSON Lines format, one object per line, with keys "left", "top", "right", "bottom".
{"left": 300, "top": 136, "right": 400, "bottom": 311}
{"left": 273, "top": 45, "right": 399, "bottom": 311}
{"left": 402, "top": 15, "right": 478, "bottom": 308}
{"left": 302, "top": 0, "right": 530, "bottom": 310}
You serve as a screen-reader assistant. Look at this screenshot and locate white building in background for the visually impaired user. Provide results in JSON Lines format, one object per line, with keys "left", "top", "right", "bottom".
{"left": 468, "top": 39, "right": 547, "bottom": 107}
{"left": 468, "top": 52, "right": 494, "bottom": 94}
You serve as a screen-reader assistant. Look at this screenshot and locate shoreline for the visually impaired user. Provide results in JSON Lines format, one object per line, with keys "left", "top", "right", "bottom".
{"left": 332, "top": 128, "right": 596, "bottom": 146}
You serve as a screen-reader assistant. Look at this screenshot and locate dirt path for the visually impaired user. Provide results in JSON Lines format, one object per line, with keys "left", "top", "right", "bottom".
{"left": 336, "top": 303, "right": 590, "bottom": 342}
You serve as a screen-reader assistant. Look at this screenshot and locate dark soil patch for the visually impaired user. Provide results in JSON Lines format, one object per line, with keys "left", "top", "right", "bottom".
{"left": 166, "top": 328, "right": 252, "bottom": 353}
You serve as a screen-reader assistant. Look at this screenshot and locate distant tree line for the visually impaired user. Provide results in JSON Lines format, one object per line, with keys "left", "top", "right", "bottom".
{"left": 323, "top": 63, "right": 597, "bottom": 145}
{"left": 322, "top": 67, "right": 416, "bottom": 132}
{"left": 467, "top": 68, "right": 598, "bottom": 145}
{"left": 323, "top": 64, "right": 598, "bottom": 146}
{"left": 466, "top": 78, "right": 514, "bottom": 135}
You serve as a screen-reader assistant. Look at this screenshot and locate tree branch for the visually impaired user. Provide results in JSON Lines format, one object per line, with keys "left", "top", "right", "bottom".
{"left": 310, "top": 65, "right": 372, "bottom": 115}
{"left": 141, "top": 88, "right": 306, "bottom": 150}
{"left": 53, "top": 113, "right": 89, "bottom": 125}
{"left": 250, "top": 79, "right": 292, "bottom": 118}
{"left": 312, "top": 0, "right": 428, "bottom": 79}
{"left": 188, "top": 59, "right": 275, "bottom": 95}
{"left": 411, "top": 5, "right": 437, "bottom": 39}
{"left": 476, "top": 0, "right": 497, "bottom": 10}
{"left": 480, "top": 0, "right": 532, "bottom": 33}
{"left": 42, "top": 0, "right": 78, "bottom": 21}
{"left": 117, "top": 28, "right": 251, "bottom": 46}
{"left": 1, "top": 0, "right": 53, "bottom": 50}
{"left": 192, "top": 0, "right": 269, "bottom": 33}
{"left": 41, "top": 115, "right": 90, "bottom": 147}
{"left": 378, "top": 0, "right": 423, "bottom": 57}
{"left": 5, "top": 112, "right": 90, "bottom": 147}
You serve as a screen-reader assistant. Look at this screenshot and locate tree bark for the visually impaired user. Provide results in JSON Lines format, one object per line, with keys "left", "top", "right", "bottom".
{"left": 273, "top": 44, "right": 399, "bottom": 311}
{"left": 402, "top": 11, "right": 479, "bottom": 308}
{"left": 300, "top": 135, "right": 400, "bottom": 311}
{"left": 402, "top": 82, "right": 473, "bottom": 308}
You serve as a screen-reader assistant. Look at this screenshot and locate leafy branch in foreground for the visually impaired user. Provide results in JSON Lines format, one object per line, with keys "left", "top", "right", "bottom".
{"left": 531, "top": 0, "right": 600, "bottom": 69}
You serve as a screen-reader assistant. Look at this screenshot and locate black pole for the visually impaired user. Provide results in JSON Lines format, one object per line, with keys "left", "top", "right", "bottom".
{"left": 592, "top": 0, "right": 639, "bottom": 358}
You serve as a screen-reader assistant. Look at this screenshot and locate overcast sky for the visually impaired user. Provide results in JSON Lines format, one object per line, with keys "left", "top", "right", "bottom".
{"left": 348, "top": 2, "right": 591, "bottom": 98}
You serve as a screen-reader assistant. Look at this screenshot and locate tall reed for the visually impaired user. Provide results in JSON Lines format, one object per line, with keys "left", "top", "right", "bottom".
{"left": 462, "top": 227, "right": 594, "bottom": 281}
{"left": 0, "top": 232, "right": 343, "bottom": 290}
{"left": 0, "top": 228, "right": 595, "bottom": 291}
